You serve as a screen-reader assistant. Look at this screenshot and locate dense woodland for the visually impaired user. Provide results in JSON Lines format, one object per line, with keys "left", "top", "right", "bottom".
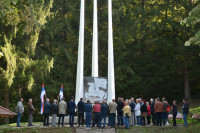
{"left": 0, "top": 0, "right": 200, "bottom": 124}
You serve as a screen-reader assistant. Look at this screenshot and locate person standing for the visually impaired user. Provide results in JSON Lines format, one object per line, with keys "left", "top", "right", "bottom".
{"left": 27, "top": 99, "right": 35, "bottom": 126}
{"left": 68, "top": 96, "right": 76, "bottom": 127}
{"left": 109, "top": 99, "right": 118, "bottom": 128}
{"left": 84, "top": 100, "right": 93, "bottom": 129}
{"left": 100, "top": 101, "right": 108, "bottom": 129}
{"left": 162, "top": 98, "right": 168, "bottom": 126}
{"left": 140, "top": 100, "right": 147, "bottom": 126}
{"left": 150, "top": 98, "right": 156, "bottom": 125}
{"left": 135, "top": 99, "right": 141, "bottom": 126}
{"left": 43, "top": 98, "right": 51, "bottom": 126}
{"left": 123, "top": 102, "right": 131, "bottom": 129}
{"left": 154, "top": 98, "right": 163, "bottom": 126}
{"left": 51, "top": 99, "right": 58, "bottom": 127}
{"left": 146, "top": 102, "right": 151, "bottom": 125}
{"left": 58, "top": 98, "right": 67, "bottom": 127}
{"left": 77, "top": 98, "right": 85, "bottom": 127}
{"left": 16, "top": 98, "right": 24, "bottom": 127}
{"left": 117, "top": 97, "right": 124, "bottom": 126}
{"left": 129, "top": 98, "right": 136, "bottom": 126}
{"left": 171, "top": 100, "right": 177, "bottom": 126}
{"left": 92, "top": 101, "right": 101, "bottom": 128}
{"left": 182, "top": 99, "right": 189, "bottom": 126}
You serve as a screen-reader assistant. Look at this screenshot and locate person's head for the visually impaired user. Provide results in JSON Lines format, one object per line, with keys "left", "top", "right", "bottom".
{"left": 156, "top": 97, "right": 160, "bottom": 101}
{"left": 173, "top": 100, "right": 177, "bottom": 105}
{"left": 46, "top": 98, "right": 50, "bottom": 103}
{"left": 131, "top": 98, "right": 134, "bottom": 102}
{"left": 150, "top": 98, "right": 154, "bottom": 103}
{"left": 112, "top": 99, "right": 115, "bottom": 103}
{"left": 96, "top": 101, "right": 99, "bottom": 104}
{"left": 183, "top": 98, "right": 187, "bottom": 103}
{"left": 71, "top": 96, "right": 74, "bottom": 100}
{"left": 20, "top": 98, "right": 23, "bottom": 102}
{"left": 125, "top": 101, "right": 128, "bottom": 106}
{"left": 80, "top": 98, "right": 83, "bottom": 102}
{"left": 146, "top": 102, "right": 149, "bottom": 106}
{"left": 103, "top": 100, "right": 106, "bottom": 104}
{"left": 162, "top": 97, "right": 166, "bottom": 102}
{"left": 118, "top": 97, "right": 121, "bottom": 101}
{"left": 143, "top": 100, "right": 146, "bottom": 105}
{"left": 139, "top": 98, "right": 142, "bottom": 103}
{"left": 121, "top": 98, "right": 124, "bottom": 102}
{"left": 54, "top": 99, "right": 57, "bottom": 104}
{"left": 136, "top": 99, "right": 139, "bottom": 103}
{"left": 87, "top": 100, "right": 90, "bottom": 104}
{"left": 28, "top": 99, "right": 32, "bottom": 103}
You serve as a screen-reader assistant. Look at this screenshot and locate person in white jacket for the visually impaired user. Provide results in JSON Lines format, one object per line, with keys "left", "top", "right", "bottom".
{"left": 134, "top": 99, "right": 141, "bottom": 126}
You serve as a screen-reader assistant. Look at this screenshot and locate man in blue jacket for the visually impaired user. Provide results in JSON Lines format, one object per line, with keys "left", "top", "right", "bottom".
{"left": 129, "top": 98, "right": 136, "bottom": 126}
{"left": 100, "top": 101, "right": 108, "bottom": 129}
{"left": 77, "top": 98, "right": 85, "bottom": 126}
{"left": 182, "top": 98, "right": 189, "bottom": 126}
{"left": 84, "top": 100, "right": 93, "bottom": 129}
{"left": 68, "top": 96, "right": 76, "bottom": 127}
{"left": 43, "top": 98, "right": 51, "bottom": 126}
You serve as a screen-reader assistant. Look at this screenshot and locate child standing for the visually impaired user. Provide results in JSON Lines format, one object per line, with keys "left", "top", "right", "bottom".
{"left": 171, "top": 100, "right": 177, "bottom": 126}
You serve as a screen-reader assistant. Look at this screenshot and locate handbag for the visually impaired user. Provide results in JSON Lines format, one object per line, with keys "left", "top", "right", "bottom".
{"left": 141, "top": 112, "right": 147, "bottom": 117}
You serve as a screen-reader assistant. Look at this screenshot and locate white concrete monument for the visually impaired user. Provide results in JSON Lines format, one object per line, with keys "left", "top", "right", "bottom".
{"left": 75, "top": 0, "right": 115, "bottom": 104}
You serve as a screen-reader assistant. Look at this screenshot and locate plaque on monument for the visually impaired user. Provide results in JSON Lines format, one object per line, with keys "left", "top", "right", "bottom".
{"left": 83, "top": 77, "right": 108, "bottom": 103}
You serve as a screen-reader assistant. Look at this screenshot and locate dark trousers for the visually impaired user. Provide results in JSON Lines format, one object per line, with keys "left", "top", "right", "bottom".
{"left": 100, "top": 115, "right": 106, "bottom": 128}
{"left": 173, "top": 113, "right": 177, "bottom": 126}
{"left": 142, "top": 117, "right": 146, "bottom": 126}
{"left": 140, "top": 116, "right": 143, "bottom": 125}
{"left": 152, "top": 113, "right": 156, "bottom": 125}
{"left": 162, "top": 112, "right": 167, "bottom": 125}
{"left": 69, "top": 112, "right": 75, "bottom": 126}
{"left": 28, "top": 114, "right": 33, "bottom": 126}
{"left": 58, "top": 114, "right": 65, "bottom": 127}
{"left": 92, "top": 112, "right": 101, "bottom": 127}
{"left": 110, "top": 113, "right": 116, "bottom": 128}
{"left": 86, "top": 112, "right": 92, "bottom": 127}
{"left": 78, "top": 113, "right": 84, "bottom": 126}
{"left": 147, "top": 115, "right": 151, "bottom": 125}
{"left": 156, "top": 112, "right": 162, "bottom": 126}
{"left": 117, "top": 112, "right": 123, "bottom": 125}
{"left": 43, "top": 113, "right": 50, "bottom": 126}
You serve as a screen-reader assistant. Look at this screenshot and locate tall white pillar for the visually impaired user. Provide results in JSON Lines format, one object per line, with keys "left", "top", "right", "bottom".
{"left": 92, "top": 0, "right": 99, "bottom": 77}
{"left": 75, "top": 0, "right": 85, "bottom": 104}
{"left": 107, "top": 0, "right": 115, "bottom": 103}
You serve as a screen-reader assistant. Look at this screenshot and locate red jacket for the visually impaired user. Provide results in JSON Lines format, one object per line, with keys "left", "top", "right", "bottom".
{"left": 93, "top": 104, "right": 101, "bottom": 112}
{"left": 147, "top": 105, "right": 151, "bottom": 115}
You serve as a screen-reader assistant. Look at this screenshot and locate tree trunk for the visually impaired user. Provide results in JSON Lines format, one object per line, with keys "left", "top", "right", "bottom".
{"left": 4, "top": 88, "right": 10, "bottom": 124}
{"left": 184, "top": 60, "right": 191, "bottom": 100}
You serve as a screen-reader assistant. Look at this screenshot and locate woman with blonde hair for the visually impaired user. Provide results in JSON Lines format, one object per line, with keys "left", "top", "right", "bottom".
{"left": 123, "top": 102, "right": 131, "bottom": 129}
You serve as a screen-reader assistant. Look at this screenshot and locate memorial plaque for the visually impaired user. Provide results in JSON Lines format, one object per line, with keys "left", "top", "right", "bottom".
{"left": 83, "top": 77, "right": 108, "bottom": 103}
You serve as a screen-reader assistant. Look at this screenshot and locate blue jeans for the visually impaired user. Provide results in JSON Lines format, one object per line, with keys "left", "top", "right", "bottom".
{"left": 140, "top": 116, "right": 143, "bottom": 125}
{"left": 117, "top": 112, "right": 123, "bottom": 125}
{"left": 69, "top": 112, "right": 75, "bottom": 126}
{"left": 108, "top": 114, "right": 111, "bottom": 126}
{"left": 100, "top": 115, "right": 106, "bottom": 128}
{"left": 183, "top": 114, "right": 187, "bottom": 126}
{"left": 110, "top": 113, "right": 116, "bottom": 128}
{"left": 125, "top": 117, "right": 130, "bottom": 129}
{"left": 162, "top": 112, "right": 167, "bottom": 125}
{"left": 136, "top": 116, "right": 140, "bottom": 125}
{"left": 86, "top": 112, "right": 92, "bottom": 127}
{"left": 17, "top": 112, "right": 22, "bottom": 126}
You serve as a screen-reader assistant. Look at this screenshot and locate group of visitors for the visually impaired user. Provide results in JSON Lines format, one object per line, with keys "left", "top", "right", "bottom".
{"left": 15, "top": 96, "right": 189, "bottom": 129}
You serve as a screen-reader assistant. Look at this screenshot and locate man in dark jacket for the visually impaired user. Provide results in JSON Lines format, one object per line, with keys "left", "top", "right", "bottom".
{"left": 85, "top": 100, "right": 93, "bottom": 129}
{"left": 129, "top": 98, "right": 136, "bottom": 126}
{"left": 117, "top": 97, "right": 124, "bottom": 126}
{"left": 27, "top": 99, "right": 35, "bottom": 126}
{"left": 162, "top": 98, "right": 168, "bottom": 126}
{"left": 182, "top": 99, "right": 189, "bottom": 126}
{"left": 150, "top": 98, "right": 156, "bottom": 125}
{"left": 100, "top": 101, "right": 108, "bottom": 128}
{"left": 68, "top": 96, "right": 76, "bottom": 127}
{"left": 43, "top": 98, "right": 51, "bottom": 126}
{"left": 51, "top": 99, "right": 58, "bottom": 127}
{"left": 77, "top": 98, "right": 85, "bottom": 126}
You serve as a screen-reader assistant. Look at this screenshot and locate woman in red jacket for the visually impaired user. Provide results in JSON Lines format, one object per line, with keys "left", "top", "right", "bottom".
{"left": 146, "top": 102, "right": 151, "bottom": 125}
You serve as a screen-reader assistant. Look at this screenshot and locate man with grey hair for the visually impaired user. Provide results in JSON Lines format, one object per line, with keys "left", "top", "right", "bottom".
{"left": 16, "top": 98, "right": 24, "bottom": 127}
{"left": 150, "top": 98, "right": 156, "bottom": 125}
{"left": 58, "top": 98, "right": 67, "bottom": 127}
{"left": 27, "top": 99, "right": 35, "bottom": 126}
{"left": 43, "top": 98, "right": 51, "bottom": 126}
{"left": 129, "top": 98, "right": 135, "bottom": 126}
{"left": 51, "top": 99, "right": 58, "bottom": 127}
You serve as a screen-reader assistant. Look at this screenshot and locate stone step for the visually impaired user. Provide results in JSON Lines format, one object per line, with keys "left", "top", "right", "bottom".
{"left": 76, "top": 128, "right": 116, "bottom": 133}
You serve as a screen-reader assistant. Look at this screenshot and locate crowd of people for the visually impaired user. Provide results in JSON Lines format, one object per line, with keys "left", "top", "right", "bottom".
{"left": 15, "top": 96, "right": 189, "bottom": 129}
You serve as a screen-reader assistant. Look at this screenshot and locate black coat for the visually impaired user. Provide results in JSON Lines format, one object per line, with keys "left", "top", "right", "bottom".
{"left": 129, "top": 102, "right": 136, "bottom": 112}
{"left": 101, "top": 103, "right": 108, "bottom": 116}
{"left": 140, "top": 104, "right": 147, "bottom": 113}
{"left": 51, "top": 103, "right": 58, "bottom": 114}
{"left": 78, "top": 101, "right": 85, "bottom": 113}
{"left": 150, "top": 102, "right": 155, "bottom": 114}
{"left": 182, "top": 103, "right": 189, "bottom": 114}
{"left": 117, "top": 101, "right": 124, "bottom": 113}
